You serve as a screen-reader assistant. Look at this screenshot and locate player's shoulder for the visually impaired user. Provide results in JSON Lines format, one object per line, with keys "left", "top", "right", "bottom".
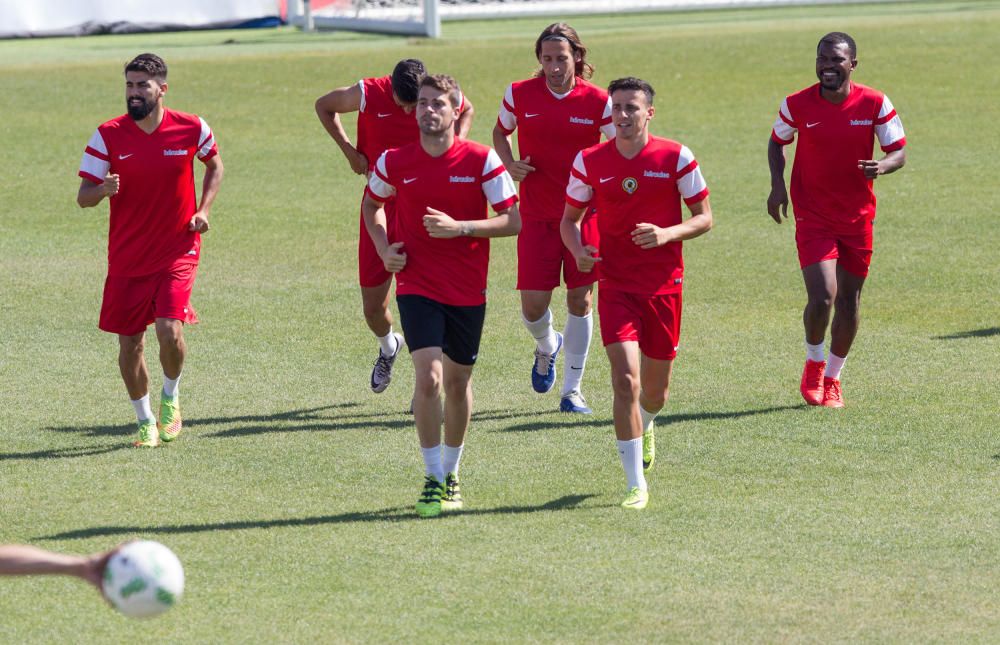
{"left": 511, "top": 75, "right": 545, "bottom": 95}
{"left": 97, "top": 114, "right": 131, "bottom": 132}
{"left": 785, "top": 83, "right": 819, "bottom": 105}
{"left": 574, "top": 77, "right": 608, "bottom": 99}
{"left": 850, "top": 82, "right": 888, "bottom": 105}
{"left": 364, "top": 75, "right": 392, "bottom": 91}
{"left": 164, "top": 108, "right": 203, "bottom": 127}
{"left": 579, "top": 138, "right": 615, "bottom": 162}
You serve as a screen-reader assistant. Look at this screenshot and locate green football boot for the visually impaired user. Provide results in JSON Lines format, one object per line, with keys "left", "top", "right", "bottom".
{"left": 133, "top": 419, "right": 160, "bottom": 448}
{"left": 621, "top": 487, "right": 649, "bottom": 510}
{"left": 642, "top": 426, "right": 655, "bottom": 472}
{"left": 415, "top": 475, "right": 445, "bottom": 518}
{"left": 441, "top": 473, "right": 464, "bottom": 512}
{"left": 158, "top": 395, "right": 182, "bottom": 442}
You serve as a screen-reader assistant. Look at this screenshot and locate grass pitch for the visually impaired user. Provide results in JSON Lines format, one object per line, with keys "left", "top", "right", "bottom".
{"left": 1, "top": 2, "right": 998, "bottom": 642}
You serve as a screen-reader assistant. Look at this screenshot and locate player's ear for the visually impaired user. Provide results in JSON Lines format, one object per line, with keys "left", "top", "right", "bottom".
{"left": 159, "top": 81, "right": 168, "bottom": 97}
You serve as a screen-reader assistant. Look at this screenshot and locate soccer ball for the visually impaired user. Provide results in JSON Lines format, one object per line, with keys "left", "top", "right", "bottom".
{"left": 102, "top": 540, "right": 184, "bottom": 618}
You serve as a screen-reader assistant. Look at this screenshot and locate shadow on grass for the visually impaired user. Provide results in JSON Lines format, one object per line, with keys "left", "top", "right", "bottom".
{"left": 33, "top": 402, "right": 545, "bottom": 447}
{"left": 0, "top": 445, "right": 129, "bottom": 462}
{"left": 38, "top": 494, "right": 598, "bottom": 540}
{"left": 497, "top": 404, "right": 805, "bottom": 432}
{"left": 932, "top": 327, "right": 1000, "bottom": 340}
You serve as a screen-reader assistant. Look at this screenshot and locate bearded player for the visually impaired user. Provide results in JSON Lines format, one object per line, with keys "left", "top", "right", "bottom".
{"left": 77, "top": 53, "right": 224, "bottom": 448}
{"left": 767, "top": 32, "right": 906, "bottom": 408}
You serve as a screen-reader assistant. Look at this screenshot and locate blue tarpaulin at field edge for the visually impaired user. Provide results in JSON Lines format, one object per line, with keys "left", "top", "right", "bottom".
{"left": 0, "top": 0, "right": 282, "bottom": 39}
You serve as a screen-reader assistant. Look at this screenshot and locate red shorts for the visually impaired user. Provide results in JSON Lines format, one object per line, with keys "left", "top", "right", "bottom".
{"left": 795, "top": 221, "right": 873, "bottom": 278}
{"left": 598, "top": 288, "right": 682, "bottom": 361}
{"left": 358, "top": 197, "right": 397, "bottom": 288}
{"left": 516, "top": 211, "right": 599, "bottom": 291}
{"left": 99, "top": 261, "right": 199, "bottom": 336}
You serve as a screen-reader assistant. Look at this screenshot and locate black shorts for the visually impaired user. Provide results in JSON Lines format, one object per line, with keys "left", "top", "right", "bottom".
{"left": 397, "top": 294, "right": 486, "bottom": 366}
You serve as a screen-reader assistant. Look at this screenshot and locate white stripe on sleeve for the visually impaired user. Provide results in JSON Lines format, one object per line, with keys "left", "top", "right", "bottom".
{"left": 565, "top": 152, "right": 593, "bottom": 205}
{"left": 600, "top": 96, "right": 616, "bottom": 139}
{"left": 875, "top": 95, "right": 905, "bottom": 149}
{"left": 676, "top": 145, "right": 708, "bottom": 201}
{"left": 357, "top": 80, "right": 367, "bottom": 113}
{"left": 772, "top": 98, "right": 796, "bottom": 142}
{"left": 497, "top": 83, "right": 517, "bottom": 132}
{"left": 197, "top": 117, "right": 216, "bottom": 159}
{"left": 367, "top": 151, "right": 395, "bottom": 200}
{"left": 481, "top": 149, "right": 517, "bottom": 208}
{"left": 79, "top": 129, "right": 110, "bottom": 180}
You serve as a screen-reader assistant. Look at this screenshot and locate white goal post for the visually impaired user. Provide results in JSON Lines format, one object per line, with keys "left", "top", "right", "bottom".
{"left": 285, "top": 0, "right": 898, "bottom": 38}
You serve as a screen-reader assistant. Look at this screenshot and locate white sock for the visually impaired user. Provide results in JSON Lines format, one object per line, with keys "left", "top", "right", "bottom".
{"left": 806, "top": 340, "right": 825, "bottom": 363}
{"left": 442, "top": 443, "right": 464, "bottom": 478}
{"left": 640, "top": 406, "right": 657, "bottom": 433}
{"left": 420, "top": 445, "right": 444, "bottom": 482}
{"left": 825, "top": 353, "right": 846, "bottom": 380}
{"left": 378, "top": 330, "right": 399, "bottom": 357}
{"left": 131, "top": 394, "right": 154, "bottom": 423}
{"left": 162, "top": 373, "right": 180, "bottom": 399}
{"left": 617, "top": 438, "right": 646, "bottom": 491}
{"left": 561, "top": 312, "right": 592, "bottom": 395}
{"left": 522, "top": 309, "right": 558, "bottom": 354}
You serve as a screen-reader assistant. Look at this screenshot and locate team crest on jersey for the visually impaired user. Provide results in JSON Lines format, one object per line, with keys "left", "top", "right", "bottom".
{"left": 622, "top": 177, "right": 638, "bottom": 194}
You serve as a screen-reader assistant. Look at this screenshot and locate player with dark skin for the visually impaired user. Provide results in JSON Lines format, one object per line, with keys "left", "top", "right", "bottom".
{"left": 767, "top": 39, "right": 905, "bottom": 369}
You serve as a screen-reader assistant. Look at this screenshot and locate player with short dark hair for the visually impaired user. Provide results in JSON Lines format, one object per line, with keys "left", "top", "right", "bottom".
{"left": 562, "top": 77, "right": 713, "bottom": 510}
{"left": 767, "top": 32, "right": 906, "bottom": 408}
{"left": 315, "top": 60, "right": 475, "bottom": 396}
{"left": 493, "top": 22, "right": 615, "bottom": 415}
{"left": 363, "top": 74, "right": 520, "bottom": 518}
{"left": 77, "top": 53, "right": 224, "bottom": 447}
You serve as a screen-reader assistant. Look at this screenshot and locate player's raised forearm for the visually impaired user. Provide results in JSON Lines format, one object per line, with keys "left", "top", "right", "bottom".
{"left": 466, "top": 204, "right": 521, "bottom": 238}
{"left": 492, "top": 125, "right": 517, "bottom": 169}
{"left": 560, "top": 205, "right": 588, "bottom": 257}
{"left": 879, "top": 148, "right": 906, "bottom": 175}
{"left": 77, "top": 176, "right": 117, "bottom": 208}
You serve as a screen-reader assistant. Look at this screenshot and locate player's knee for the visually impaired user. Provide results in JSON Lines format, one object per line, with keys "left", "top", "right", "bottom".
{"left": 611, "top": 371, "right": 640, "bottom": 401}
{"left": 156, "top": 323, "right": 183, "bottom": 347}
{"left": 414, "top": 370, "right": 443, "bottom": 399}
{"left": 566, "top": 292, "right": 592, "bottom": 316}
{"left": 834, "top": 292, "right": 861, "bottom": 318}
{"left": 442, "top": 375, "right": 470, "bottom": 400}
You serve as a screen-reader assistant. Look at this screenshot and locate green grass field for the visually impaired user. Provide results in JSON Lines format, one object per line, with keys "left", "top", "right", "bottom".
{"left": 2, "top": 2, "right": 998, "bottom": 641}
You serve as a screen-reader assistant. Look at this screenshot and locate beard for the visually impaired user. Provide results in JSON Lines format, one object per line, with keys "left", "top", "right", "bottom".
{"left": 127, "top": 97, "right": 155, "bottom": 120}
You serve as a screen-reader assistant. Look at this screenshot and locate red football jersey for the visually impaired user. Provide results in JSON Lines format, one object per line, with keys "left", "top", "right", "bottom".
{"left": 78, "top": 109, "right": 218, "bottom": 278}
{"left": 496, "top": 76, "right": 614, "bottom": 222}
{"left": 367, "top": 139, "right": 517, "bottom": 306}
{"left": 566, "top": 136, "right": 709, "bottom": 295}
{"left": 771, "top": 82, "right": 906, "bottom": 232}
{"left": 356, "top": 76, "right": 466, "bottom": 172}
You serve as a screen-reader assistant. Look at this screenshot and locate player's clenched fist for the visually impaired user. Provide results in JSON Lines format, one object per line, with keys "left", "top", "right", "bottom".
{"left": 103, "top": 173, "right": 120, "bottom": 196}
{"left": 574, "top": 245, "right": 601, "bottom": 273}
{"left": 380, "top": 241, "right": 407, "bottom": 272}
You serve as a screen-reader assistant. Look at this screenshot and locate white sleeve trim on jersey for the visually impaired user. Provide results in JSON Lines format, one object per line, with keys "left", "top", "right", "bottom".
{"left": 497, "top": 83, "right": 517, "bottom": 132}
{"left": 197, "top": 117, "right": 216, "bottom": 159}
{"left": 565, "top": 152, "right": 593, "bottom": 206}
{"left": 772, "top": 97, "right": 797, "bottom": 142}
{"left": 367, "top": 151, "right": 395, "bottom": 200}
{"left": 600, "top": 96, "right": 616, "bottom": 140}
{"left": 875, "top": 94, "right": 905, "bottom": 149}
{"left": 481, "top": 149, "right": 517, "bottom": 208}
{"left": 357, "top": 80, "right": 367, "bottom": 113}
{"left": 676, "top": 145, "right": 708, "bottom": 201}
{"left": 79, "top": 129, "right": 110, "bottom": 181}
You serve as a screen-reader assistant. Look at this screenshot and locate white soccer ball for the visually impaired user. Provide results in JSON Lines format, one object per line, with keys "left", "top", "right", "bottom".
{"left": 102, "top": 540, "right": 184, "bottom": 618}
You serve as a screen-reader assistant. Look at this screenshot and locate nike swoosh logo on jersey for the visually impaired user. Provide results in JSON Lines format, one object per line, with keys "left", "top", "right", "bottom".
{"left": 806, "top": 122, "right": 821, "bottom": 128}
{"left": 525, "top": 113, "right": 540, "bottom": 118}
{"left": 377, "top": 112, "right": 393, "bottom": 118}
{"left": 403, "top": 178, "right": 417, "bottom": 184}
{"left": 118, "top": 153, "right": 133, "bottom": 160}
{"left": 600, "top": 177, "right": 615, "bottom": 183}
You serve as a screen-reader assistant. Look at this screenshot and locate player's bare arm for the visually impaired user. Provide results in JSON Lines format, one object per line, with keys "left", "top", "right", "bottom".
{"left": 424, "top": 204, "right": 521, "bottom": 239}
{"left": 858, "top": 148, "right": 906, "bottom": 179}
{"left": 766, "top": 139, "right": 789, "bottom": 223}
{"left": 76, "top": 174, "right": 119, "bottom": 208}
{"left": 315, "top": 83, "right": 368, "bottom": 174}
{"left": 491, "top": 124, "right": 535, "bottom": 181}
{"left": 455, "top": 97, "right": 475, "bottom": 139}
{"left": 632, "top": 197, "right": 713, "bottom": 250}
{"left": 361, "top": 192, "right": 406, "bottom": 272}
{"left": 560, "top": 203, "right": 601, "bottom": 272}
{"left": 189, "top": 153, "right": 224, "bottom": 233}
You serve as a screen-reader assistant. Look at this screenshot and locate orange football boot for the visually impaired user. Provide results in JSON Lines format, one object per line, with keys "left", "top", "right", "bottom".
{"left": 822, "top": 377, "right": 844, "bottom": 408}
{"left": 800, "top": 360, "right": 825, "bottom": 405}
